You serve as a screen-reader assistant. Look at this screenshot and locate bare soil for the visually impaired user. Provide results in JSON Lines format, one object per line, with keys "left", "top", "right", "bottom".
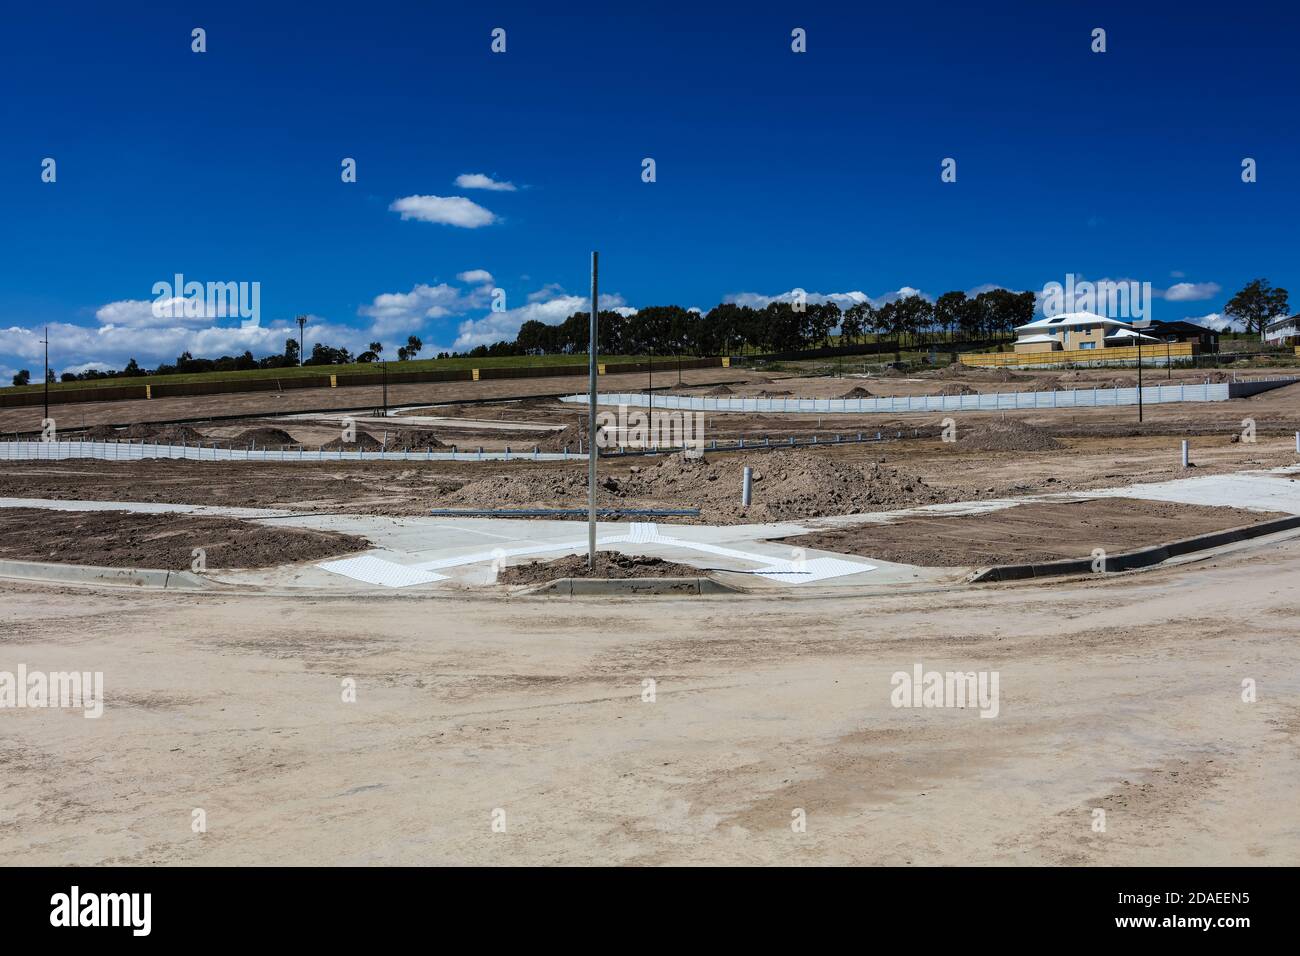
{"left": 497, "top": 551, "right": 704, "bottom": 584}
{"left": 0, "top": 508, "right": 368, "bottom": 569}
{"left": 784, "top": 498, "right": 1286, "bottom": 567}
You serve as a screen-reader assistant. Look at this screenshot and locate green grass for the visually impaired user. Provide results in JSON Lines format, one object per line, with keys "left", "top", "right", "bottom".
{"left": 3, "top": 353, "right": 665, "bottom": 395}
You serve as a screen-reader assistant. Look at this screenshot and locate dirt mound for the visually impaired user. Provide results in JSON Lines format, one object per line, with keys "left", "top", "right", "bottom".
{"left": 231, "top": 427, "right": 296, "bottom": 448}
{"left": 537, "top": 423, "right": 587, "bottom": 452}
{"left": 121, "top": 423, "right": 159, "bottom": 439}
{"left": 149, "top": 424, "right": 208, "bottom": 445}
{"left": 957, "top": 419, "right": 1062, "bottom": 452}
{"left": 706, "top": 384, "right": 734, "bottom": 395}
{"left": 937, "top": 383, "right": 978, "bottom": 396}
{"left": 757, "top": 389, "right": 793, "bottom": 397}
{"left": 382, "top": 429, "right": 445, "bottom": 451}
{"left": 839, "top": 386, "right": 873, "bottom": 399}
{"left": 622, "top": 449, "right": 956, "bottom": 521}
{"left": 498, "top": 551, "right": 703, "bottom": 585}
{"left": 321, "top": 430, "right": 382, "bottom": 451}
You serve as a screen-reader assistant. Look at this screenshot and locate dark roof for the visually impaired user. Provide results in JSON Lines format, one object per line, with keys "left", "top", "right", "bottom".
{"left": 1150, "top": 320, "right": 1219, "bottom": 336}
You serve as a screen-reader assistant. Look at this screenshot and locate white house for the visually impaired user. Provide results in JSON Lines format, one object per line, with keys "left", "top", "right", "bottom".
{"left": 1264, "top": 315, "right": 1300, "bottom": 346}
{"left": 1012, "top": 311, "right": 1160, "bottom": 353}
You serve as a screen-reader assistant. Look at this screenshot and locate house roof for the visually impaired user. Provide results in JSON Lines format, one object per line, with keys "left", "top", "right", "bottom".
{"left": 1106, "top": 327, "right": 1162, "bottom": 342}
{"left": 1015, "top": 334, "right": 1058, "bottom": 344}
{"left": 1015, "top": 311, "right": 1136, "bottom": 333}
{"left": 1265, "top": 314, "right": 1300, "bottom": 331}
{"left": 1149, "top": 320, "right": 1218, "bottom": 336}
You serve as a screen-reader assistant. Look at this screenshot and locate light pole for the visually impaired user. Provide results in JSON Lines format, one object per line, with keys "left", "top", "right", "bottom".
{"left": 587, "top": 252, "right": 599, "bottom": 571}
{"left": 1136, "top": 335, "right": 1143, "bottom": 424}
{"left": 296, "top": 315, "right": 307, "bottom": 366}
{"left": 42, "top": 325, "right": 49, "bottom": 425}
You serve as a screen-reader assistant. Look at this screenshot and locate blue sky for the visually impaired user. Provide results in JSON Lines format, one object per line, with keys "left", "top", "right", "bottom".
{"left": 1, "top": 1, "right": 1297, "bottom": 377}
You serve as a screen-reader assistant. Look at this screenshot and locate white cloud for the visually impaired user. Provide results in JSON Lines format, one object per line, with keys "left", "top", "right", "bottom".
{"left": 452, "top": 292, "right": 629, "bottom": 351}
{"left": 389, "top": 195, "right": 497, "bottom": 228}
{"left": 95, "top": 296, "right": 241, "bottom": 328}
{"left": 1162, "top": 281, "right": 1221, "bottom": 302}
{"left": 1170, "top": 270, "right": 1186, "bottom": 279}
{"left": 1186, "top": 311, "right": 1243, "bottom": 332}
{"left": 357, "top": 282, "right": 488, "bottom": 337}
{"left": 456, "top": 269, "right": 494, "bottom": 285}
{"left": 724, "top": 288, "right": 928, "bottom": 310}
{"left": 527, "top": 282, "right": 566, "bottom": 303}
{"left": 454, "top": 173, "right": 516, "bottom": 192}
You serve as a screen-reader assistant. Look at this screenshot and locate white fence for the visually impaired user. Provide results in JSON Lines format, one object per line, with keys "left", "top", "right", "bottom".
{"left": 0, "top": 441, "right": 583, "bottom": 463}
{"left": 561, "top": 384, "right": 1239, "bottom": 414}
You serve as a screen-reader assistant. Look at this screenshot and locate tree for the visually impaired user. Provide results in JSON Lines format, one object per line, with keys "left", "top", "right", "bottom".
{"left": 284, "top": 338, "right": 300, "bottom": 365}
{"left": 934, "top": 292, "right": 967, "bottom": 343}
{"left": 840, "top": 302, "right": 871, "bottom": 345}
{"left": 1224, "top": 279, "right": 1290, "bottom": 337}
{"left": 369, "top": 341, "right": 383, "bottom": 357}
{"left": 12, "top": 369, "right": 29, "bottom": 386}
{"left": 404, "top": 335, "right": 423, "bottom": 359}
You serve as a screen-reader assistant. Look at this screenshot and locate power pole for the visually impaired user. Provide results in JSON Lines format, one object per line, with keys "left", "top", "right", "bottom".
{"left": 382, "top": 360, "right": 388, "bottom": 416}
{"left": 587, "top": 252, "right": 599, "bottom": 571}
{"left": 43, "top": 325, "right": 49, "bottom": 424}
{"left": 296, "top": 315, "right": 307, "bottom": 366}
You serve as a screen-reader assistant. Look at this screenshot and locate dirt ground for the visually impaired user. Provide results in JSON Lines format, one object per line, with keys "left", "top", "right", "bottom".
{"left": 498, "top": 551, "right": 704, "bottom": 584}
{"left": 2, "top": 531, "right": 1298, "bottom": 865}
{"left": 0, "top": 508, "right": 368, "bottom": 570}
{"left": 785, "top": 498, "right": 1287, "bottom": 567}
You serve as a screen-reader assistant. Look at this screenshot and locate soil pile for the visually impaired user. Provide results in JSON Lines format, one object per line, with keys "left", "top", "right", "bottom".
{"left": 321, "top": 430, "right": 383, "bottom": 451}
{"left": 620, "top": 449, "right": 956, "bottom": 521}
{"left": 82, "top": 425, "right": 123, "bottom": 440}
{"left": 937, "top": 383, "right": 978, "bottom": 396}
{"left": 498, "top": 551, "right": 703, "bottom": 585}
{"left": 706, "top": 384, "right": 734, "bottom": 395}
{"left": 537, "top": 423, "right": 586, "bottom": 452}
{"left": 957, "top": 419, "right": 1062, "bottom": 452}
{"left": 231, "top": 427, "right": 296, "bottom": 448}
{"left": 840, "top": 386, "right": 873, "bottom": 399}
{"left": 149, "top": 424, "right": 209, "bottom": 445}
{"left": 382, "top": 429, "right": 445, "bottom": 450}
{"left": 757, "top": 389, "right": 793, "bottom": 397}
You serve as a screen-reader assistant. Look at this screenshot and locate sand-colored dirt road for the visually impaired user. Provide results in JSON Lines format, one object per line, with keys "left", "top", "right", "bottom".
{"left": 2, "top": 533, "right": 1297, "bottom": 865}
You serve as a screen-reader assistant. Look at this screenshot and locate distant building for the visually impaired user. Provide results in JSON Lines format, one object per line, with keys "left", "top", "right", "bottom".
{"left": 1263, "top": 315, "right": 1300, "bottom": 346}
{"left": 1138, "top": 320, "right": 1220, "bottom": 352}
{"left": 1012, "top": 312, "right": 1161, "bottom": 353}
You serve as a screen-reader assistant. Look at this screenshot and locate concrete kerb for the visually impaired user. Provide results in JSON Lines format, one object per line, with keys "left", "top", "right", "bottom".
{"left": 0, "top": 558, "right": 209, "bottom": 590}
{"left": 514, "top": 576, "right": 743, "bottom": 596}
{"left": 967, "top": 513, "right": 1300, "bottom": 583}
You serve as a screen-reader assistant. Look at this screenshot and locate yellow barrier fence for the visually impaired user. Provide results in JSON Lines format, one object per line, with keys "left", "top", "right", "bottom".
{"left": 960, "top": 342, "right": 1197, "bottom": 367}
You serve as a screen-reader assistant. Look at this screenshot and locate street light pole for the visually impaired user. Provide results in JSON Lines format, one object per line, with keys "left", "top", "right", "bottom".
{"left": 43, "top": 325, "right": 49, "bottom": 424}
{"left": 587, "top": 252, "right": 599, "bottom": 571}
{"left": 296, "top": 315, "right": 307, "bottom": 366}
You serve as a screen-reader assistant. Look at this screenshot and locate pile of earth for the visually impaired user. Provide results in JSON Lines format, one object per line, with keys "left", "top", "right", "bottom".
{"left": 446, "top": 467, "right": 611, "bottom": 507}
{"left": 957, "top": 419, "right": 1062, "bottom": 452}
{"left": 382, "top": 428, "right": 445, "bottom": 450}
{"left": 937, "top": 383, "right": 978, "bottom": 396}
{"left": 757, "top": 389, "right": 793, "bottom": 397}
{"left": 538, "top": 423, "right": 587, "bottom": 452}
{"left": 321, "top": 430, "right": 383, "bottom": 450}
{"left": 230, "top": 427, "right": 296, "bottom": 448}
{"left": 616, "top": 449, "right": 957, "bottom": 522}
{"left": 150, "top": 424, "right": 209, "bottom": 445}
{"left": 706, "top": 384, "right": 734, "bottom": 395}
{"left": 497, "top": 551, "right": 704, "bottom": 585}
{"left": 839, "top": 386, "right": 873, "bottom": 398}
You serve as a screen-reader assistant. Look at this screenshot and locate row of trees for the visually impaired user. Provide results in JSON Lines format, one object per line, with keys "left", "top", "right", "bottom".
{"left": 465, "top": 289, "right": 1036, "bottom": 360}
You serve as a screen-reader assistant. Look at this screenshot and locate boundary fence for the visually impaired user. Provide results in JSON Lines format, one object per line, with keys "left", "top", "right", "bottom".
{"left": 0, "top": 441, "right": 583, "bottom": 463}
{"left": 561, "top": 378, "right": 1298, "bottom": 415}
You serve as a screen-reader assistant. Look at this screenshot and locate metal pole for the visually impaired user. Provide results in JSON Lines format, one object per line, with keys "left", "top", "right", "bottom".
{"left": 297, "top": 315, "right": 306, "bottom": 366}
{"left": 587, "top": 251, "right": 599, "bottom": 571}
{"left": 1181, "top": 439, "right": 1189, "bottom": 468}
{"left": 741, "top": 466, "right": 753, "bottom": 506}
{"left": 1136, "top": 337, "right": 1143, "bottom": 423}
{"left": 43, "top": 325, "right": 49, "bottom": 424}
{"left": 382, "top": 361, "right": 388, "bottom": 416}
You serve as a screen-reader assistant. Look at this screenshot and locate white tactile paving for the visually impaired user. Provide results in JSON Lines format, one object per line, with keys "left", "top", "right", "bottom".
{"left": 316, "top": 555, "right": 448, "bottom": 588}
